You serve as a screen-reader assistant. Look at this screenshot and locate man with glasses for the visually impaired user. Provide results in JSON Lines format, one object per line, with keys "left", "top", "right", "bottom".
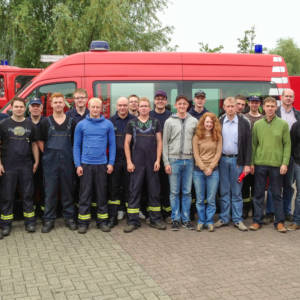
{"left": 276, "top": 89, "right": 300, "bottom": 221}
{"left": 67, "top": 88, "right": 89, "bottom": 124}
{"left": 128, "top": 95, "right": 139, "bottom": 117}
{"left": 150, "top": 90, "right": 172, "bottom": 221}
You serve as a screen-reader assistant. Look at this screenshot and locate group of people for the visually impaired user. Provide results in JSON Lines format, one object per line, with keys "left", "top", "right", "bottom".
{"left": 0, "top": 87, "right": 299, "bottom": 239}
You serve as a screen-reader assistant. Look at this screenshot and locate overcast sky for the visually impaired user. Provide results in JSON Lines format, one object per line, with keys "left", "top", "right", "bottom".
{"left": 159, "top": 0, "right": 300, "bottom": 52}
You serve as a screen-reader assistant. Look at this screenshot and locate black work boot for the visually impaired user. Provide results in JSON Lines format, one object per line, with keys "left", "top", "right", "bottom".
{"left": 107, "top": 217, "right": 118, "bottom": 228}
{"left": 2, "top": 225, "right": 11, "bottom": 237}
{"left": 25, "top": 223, "right": 36, "bottom": 233}
{"left": 41, "top": 221, "right": 54, "bottom": 233}
{"left": 65, "top": 219, "right": 77, "bottom": 231}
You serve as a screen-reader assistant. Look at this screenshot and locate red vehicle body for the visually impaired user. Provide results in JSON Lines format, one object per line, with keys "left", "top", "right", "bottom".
{"left": 0, "top": 65, "right": 42, "bottom": 108}
{"left": 16, "top": 48, "right": 289, "bottom": 117}
{"left": 288, "top": 76, "right": 300, "bottom": 110}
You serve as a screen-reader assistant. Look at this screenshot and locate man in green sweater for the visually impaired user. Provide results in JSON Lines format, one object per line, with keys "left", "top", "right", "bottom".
{"left": 250, "top": 97, "right": 291, "bottom": 233}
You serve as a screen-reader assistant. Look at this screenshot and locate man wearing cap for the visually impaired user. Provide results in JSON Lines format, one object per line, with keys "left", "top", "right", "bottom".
{"left": 215, "top": 97, "right": 251, "bottom": 231}
{"left": 28, "top": 98, "right": 45, "bottom": 217}
{"left": 0, "top": 97, "right": 39, "bottom": 236}
{"left": 276, "top": 88, "right": 300, "bottom": 221}
{"left": 67, "top": 88, "right": 89, "bottom": 125}
{"left": 189, "top": 91, "right": 209, "bottom": 120}
{"left": 163, "top": 95, "right": 198, "bottom": 231}
{"left": 150, "top": 90, "right": 172, "bottom": 221}
{"left": 242, "top": 96, "right": 263, "bottom": 219}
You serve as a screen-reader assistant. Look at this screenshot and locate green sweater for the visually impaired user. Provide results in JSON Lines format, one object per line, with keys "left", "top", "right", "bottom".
{"left": 252, "top": 116, "right": 291, "bottom": 167}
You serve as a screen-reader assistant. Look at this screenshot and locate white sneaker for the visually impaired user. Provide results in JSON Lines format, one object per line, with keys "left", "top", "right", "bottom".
{"left": 139, "top": 211, "right": 146, "bottom": 220}
{"left": 234, "top": 221, "right": 248, "bottom": 231}
{"left": 117, "top": 210, "right": 125, "bottom": 220}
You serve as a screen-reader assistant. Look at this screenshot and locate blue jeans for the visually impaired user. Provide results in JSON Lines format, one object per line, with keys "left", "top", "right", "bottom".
{"left": 168, "top": 159, "right": 193, "bottom": 223}
{"left": 219, "top": 156, "right": 243, "bottom": 224}
{"left": 282, "top": 157, "right": 295, "bottom": 215}
{"left": 193, "top": 168, "right": 219, "bottom": 225}
{"left": 293, "top": 162, "right": 300, "bottom": 225}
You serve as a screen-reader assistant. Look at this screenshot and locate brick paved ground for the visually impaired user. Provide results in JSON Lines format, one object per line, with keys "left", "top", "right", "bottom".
{"left": 0, "top": 218, "right": 300, "bottom": 300}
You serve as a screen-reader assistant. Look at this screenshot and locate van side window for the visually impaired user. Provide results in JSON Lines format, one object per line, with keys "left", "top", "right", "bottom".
{"left": 93, "top": 81, "right": 180, "bottom": 116}
{"left": 27, "top": 82, "right": 76, "bottom": 115}
{"left": 15, "top": 75, "right": 35, "bottom": 93}
{"left": 0, "top": 75, "right": 4, "bottom": 98}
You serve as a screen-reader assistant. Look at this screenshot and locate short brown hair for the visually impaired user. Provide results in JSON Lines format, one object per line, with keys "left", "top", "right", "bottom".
{"left": 139, "top": 97, "right": 151, "bottom": 106}
{"left": 175, "top": 95, "right": 189, "bottom": 103}
{"left": 73, "top": 88, "right": 88, "bottom": 97}
{"left": 128, "top": 94, "right": 139, "bottom": 100}
{"left": 263, "top": 97, "right": 277, "bottom": 105}
{"left": 235, "top": 95, "right": 247, "bottom": 101}
{"left": 11, "top": 97, "right": 25, "bottom": 107}
{"left": 50, "top": 93, "right": 65, "bottom": 102}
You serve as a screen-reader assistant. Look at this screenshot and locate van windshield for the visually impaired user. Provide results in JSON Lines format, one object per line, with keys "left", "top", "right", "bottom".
{"left": 93, "top": 80, "right": 277, "bottom": 116}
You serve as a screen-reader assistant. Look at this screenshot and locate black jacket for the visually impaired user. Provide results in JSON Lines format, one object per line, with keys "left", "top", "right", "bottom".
{"left": 291, "top": 121, "right": 300, "bottom": 165}
{"left": 276, "top": 106, "right": 300, "bottom": 121}
{"left": 219, "top": 114, "right": 252, "bottom": 166}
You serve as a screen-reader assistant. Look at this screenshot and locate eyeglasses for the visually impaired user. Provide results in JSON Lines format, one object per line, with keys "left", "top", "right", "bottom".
{"left": 74, "top": 97, "right": 87, "bottom": 100}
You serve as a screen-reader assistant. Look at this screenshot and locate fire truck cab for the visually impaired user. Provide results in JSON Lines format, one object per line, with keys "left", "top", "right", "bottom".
{"left": 0, "top": 63, "right": 42, "bottom": 109}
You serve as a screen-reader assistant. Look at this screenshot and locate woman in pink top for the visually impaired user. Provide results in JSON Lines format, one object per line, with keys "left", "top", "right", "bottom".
{"left": 193, "top": 112, "right": 222, "bottom": 232}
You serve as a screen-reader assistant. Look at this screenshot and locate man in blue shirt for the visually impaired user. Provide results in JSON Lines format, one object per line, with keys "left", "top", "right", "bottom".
{"left": 216, "top": 97, "right": 251, "bottom": 231}
{"left": 74, "top": 97, "right": 116, "bottom": 234}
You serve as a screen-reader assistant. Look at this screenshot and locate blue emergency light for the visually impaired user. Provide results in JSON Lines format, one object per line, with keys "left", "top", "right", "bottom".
{"left": 90, "top": 41, "right": 110, "bottom": 51}
{"left": 0, "top": 60, "right": 9, "bottom": 65}
{"left": 254, "top": 44, "right": 263, "bottom": 54}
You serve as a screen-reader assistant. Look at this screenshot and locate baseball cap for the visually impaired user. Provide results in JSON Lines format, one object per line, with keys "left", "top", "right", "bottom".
{"left": 248, "top": 95, "right": 261, "bottom": 102}
{"left": 155, "top": 90, "right": 167, "bottom": 98}
{"left": 29, "top": 98, "right": 42, "bottom": 105}
{"left": 194, "top": 90, "right": 206, "bottom": 98}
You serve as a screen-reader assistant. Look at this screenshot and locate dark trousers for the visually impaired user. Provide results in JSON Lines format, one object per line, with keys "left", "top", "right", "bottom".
{"left": 159, "top": 161, "right": 171, "bottom": 217}
{"left": 43, "top": 159, "right": 75, "bottom": 221}
{"left": 0, "top": 165, "right": 35, "bottom": 225}
{"left": 33, "top": 163, "right": 44, "bottom": 216}
{"left": 253, "top": 165, "right": 284, "bottom": 225}
{"left": 127, "top": 164, "right": 162, "bottom": 226}
{"left": 78, "top": 164, "right": 108, "bottom": 225}
{"left": 108, "top": 160, "right": 129, "bottom": 219}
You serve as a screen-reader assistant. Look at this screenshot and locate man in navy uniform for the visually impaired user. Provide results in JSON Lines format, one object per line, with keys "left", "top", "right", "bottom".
{"left": 0, "top": 97, "right": 39, "bottom": 236}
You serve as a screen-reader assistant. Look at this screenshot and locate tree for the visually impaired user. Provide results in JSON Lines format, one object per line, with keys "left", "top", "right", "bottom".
{"left": 198, "top": 42, "right": 223, "bottom": 53}
{"left": 269, "top": 38, "right": 300, "bottom": 75}
{"left": 0, "top": 0, "right": 173, "bottom": 67}
{"left": 237, "top": 26, "right": 256, "bottom": 53}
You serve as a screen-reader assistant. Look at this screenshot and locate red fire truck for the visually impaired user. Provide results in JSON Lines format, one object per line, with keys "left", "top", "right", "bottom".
{"left": 288, "top": 76, "right": 300, "bottom": 110}
{"left": 12, "top": 41, "right": 289, "bottom": 117}
{"left": 0, "top": 65, "right": 42, "bottom": 108}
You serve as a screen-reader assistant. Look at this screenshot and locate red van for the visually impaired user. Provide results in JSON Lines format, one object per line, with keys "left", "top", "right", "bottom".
{"left": 16, "top": 42, "right": 289, "bottom": 117}
{"left": 0, "top": 65, "right": 42, "bottom": 108}
{"left": 288, "top": 76, "right": 300, "bottom": 110}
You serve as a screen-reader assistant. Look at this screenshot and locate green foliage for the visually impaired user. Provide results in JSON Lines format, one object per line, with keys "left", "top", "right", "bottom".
{"left": 269, "top": 38, "right": 300, "bottom": 75}
{"left": 198, "top": 42, "right": 224, "bottom": 53}
{"left": 237, "top": 25, "right": 256, "bottom": 53}
{"left": 0, "top": 0, "right": 173, "bottom": 67}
